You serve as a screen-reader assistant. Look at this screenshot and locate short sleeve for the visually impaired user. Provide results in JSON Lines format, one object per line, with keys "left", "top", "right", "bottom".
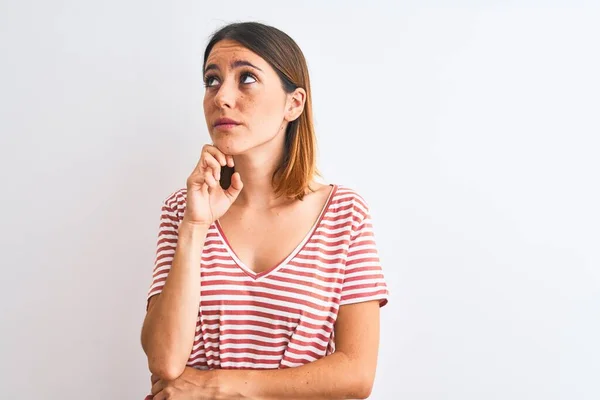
{"left": 340, "top": 200, "right": 389, "bottom": 307}
{"left": 146, "top": 191, "right": 183, "bottom": 310}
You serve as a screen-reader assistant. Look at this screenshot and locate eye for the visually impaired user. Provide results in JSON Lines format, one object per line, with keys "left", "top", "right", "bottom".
{"left": 240, "top": 72, "right": 257, "bottom": 84}
{"left": 204, "top": 75, "right": 219, "bottom": 88}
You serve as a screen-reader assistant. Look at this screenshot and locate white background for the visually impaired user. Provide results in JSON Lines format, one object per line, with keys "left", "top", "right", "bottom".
{"left": 1, "top": 1, "right": 598, "bottom": 399}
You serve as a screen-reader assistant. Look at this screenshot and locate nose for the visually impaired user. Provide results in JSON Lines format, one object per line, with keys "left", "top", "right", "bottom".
{"left": 213, "top": 80, "right": 236, "bottom": 109}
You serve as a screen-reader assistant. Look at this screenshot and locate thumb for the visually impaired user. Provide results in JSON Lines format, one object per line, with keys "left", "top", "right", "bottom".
{"left": 225, "top": 172, "right": 243, "bottom": 201}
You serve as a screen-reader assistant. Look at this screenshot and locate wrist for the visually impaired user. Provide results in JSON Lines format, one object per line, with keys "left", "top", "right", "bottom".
{"left": 203, "top": 369, "right": 227, "bottom": 400}
{"left": 177, "top": 220, "right": 210, "bottom": 245}
{"left": 211, "top": 369, "right": 252, "bottom": 400}
{"left": 179, "top": 218, "right": 212, "bottom": 235}
{"left": 181, "top": 216, "right": 212, "bottom": 229}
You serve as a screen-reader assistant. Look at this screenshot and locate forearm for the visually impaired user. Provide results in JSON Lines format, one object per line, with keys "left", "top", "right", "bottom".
{"left": 141, "top": 221, "right": 208, "bottom": 380}
{"left": 217, "top": 351, "right": 371, "bottom": 400}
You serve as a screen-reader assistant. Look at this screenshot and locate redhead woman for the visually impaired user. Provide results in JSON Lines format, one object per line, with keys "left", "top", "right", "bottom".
{"left": 141, "top": 21, "right": 389, "bottom": 400}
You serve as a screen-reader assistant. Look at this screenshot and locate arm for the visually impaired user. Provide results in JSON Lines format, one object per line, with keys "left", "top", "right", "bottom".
{"left": 218, "top": 300, "right": 381, "bottom": 400}
{"left": 141, "top": 220, "right": 209, "bottom": 381}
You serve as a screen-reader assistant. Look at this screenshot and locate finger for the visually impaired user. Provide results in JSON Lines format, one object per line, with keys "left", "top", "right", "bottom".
{"left": 205, "top": 145, "right": 227, "bottom": 166}
{"left": 225, "top": 171, "right": 243, "bottom": 201}
{"left": 226, "top": 155, "right": 235, "bottom": 168}
{"left": 186, "top": 170, "right": 206, "bottom": 189}
{"left": 203, "top": 170, "right": 218, "bottom": 189}
{"left": 193, "top": 144, "right": 214, "bottom": 172}
{"left": 153, "top": 391, "right": 164, "bottom": 400}
{"left": 151, "top": 379, "right": 165, "bottom": 396}
{"left": 151, "top": 373, "right": 160, "bottom": 385}
{"left": 201, "top": 154, "right": 222, "bottom": 181}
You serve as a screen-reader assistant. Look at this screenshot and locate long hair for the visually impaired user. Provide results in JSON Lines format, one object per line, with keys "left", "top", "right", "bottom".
{"left": 204, "top": 22, "right": 319, "bottom": 200}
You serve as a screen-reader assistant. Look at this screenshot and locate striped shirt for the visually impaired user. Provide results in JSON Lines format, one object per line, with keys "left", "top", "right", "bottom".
{"left": 146, "top": 184, "right": 389, "bottom": 375}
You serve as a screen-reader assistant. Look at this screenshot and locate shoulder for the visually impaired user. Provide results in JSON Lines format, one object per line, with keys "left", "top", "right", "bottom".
{"left": 161, "top": 187, "right": 187, "bottom": 217}
{"left": 330, "top": 184, "right": 372, "bottom": 219}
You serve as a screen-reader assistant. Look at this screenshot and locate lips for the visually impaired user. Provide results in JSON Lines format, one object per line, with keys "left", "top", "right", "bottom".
{"left": 214, "top": 118, "right": 240, "bottom": 127}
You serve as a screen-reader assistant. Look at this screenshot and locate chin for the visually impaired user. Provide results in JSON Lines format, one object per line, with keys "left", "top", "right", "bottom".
{"left": 211, "top": 136, "right": 246, "bottom": 156}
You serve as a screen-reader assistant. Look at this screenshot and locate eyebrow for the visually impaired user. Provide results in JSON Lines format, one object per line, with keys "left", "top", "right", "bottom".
{"left": 204, "top": 60, "right": 263, "bottom": 74}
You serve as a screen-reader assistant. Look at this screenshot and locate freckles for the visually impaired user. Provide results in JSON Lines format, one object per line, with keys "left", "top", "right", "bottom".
{"left": 238, "top": 95, "right": 251, "bottom": 112}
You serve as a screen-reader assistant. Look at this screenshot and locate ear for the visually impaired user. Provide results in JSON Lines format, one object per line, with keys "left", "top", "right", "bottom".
{"left": 284, "top": 87, "right": 307, "bottom": 122}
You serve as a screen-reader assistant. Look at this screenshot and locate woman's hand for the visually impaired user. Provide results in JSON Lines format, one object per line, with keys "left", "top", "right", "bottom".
{"left": 184, "top": 144, "right": 243, "bottom": 226}
{"left": 150, "top": 367, "right": 220, "bottom": 400}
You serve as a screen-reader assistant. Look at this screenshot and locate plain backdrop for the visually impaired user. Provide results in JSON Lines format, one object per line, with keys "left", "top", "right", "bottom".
{"left": 1, "top": 1, "right": 599, "bottom": 399}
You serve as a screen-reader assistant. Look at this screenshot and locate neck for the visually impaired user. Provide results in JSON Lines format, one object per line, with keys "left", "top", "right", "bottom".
{"left": 230, "top": 143, "right": 292, "bottom": 210}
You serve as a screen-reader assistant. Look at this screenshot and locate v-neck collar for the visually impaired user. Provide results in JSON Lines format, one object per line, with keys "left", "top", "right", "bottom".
{"left": 214, "top": 184, "right": 338, "bottom": 280}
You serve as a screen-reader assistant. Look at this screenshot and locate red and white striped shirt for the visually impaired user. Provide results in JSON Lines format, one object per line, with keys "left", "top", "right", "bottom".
{"left": 146, "top": 184, "right": 388, "bottom": 376}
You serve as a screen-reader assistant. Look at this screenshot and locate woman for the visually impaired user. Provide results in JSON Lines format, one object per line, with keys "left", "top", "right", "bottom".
{"left": 141, "top": 21, "right": 389, "bottom": 400}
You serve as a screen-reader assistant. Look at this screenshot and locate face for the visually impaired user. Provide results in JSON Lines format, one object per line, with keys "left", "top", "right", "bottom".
{"left": 203, "top": 40, "right": 305, "bottom": 155}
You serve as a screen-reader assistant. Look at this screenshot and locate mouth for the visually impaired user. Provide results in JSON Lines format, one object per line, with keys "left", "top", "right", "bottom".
{"left": 214, "top": 118, "right": 240, "bottom": 128}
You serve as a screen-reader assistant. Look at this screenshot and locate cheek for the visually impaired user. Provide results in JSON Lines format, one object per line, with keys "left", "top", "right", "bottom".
{"left": 246, "top": 94, "right": 285, "bottom": 127}
{"left": 203, "top": 95, "right": 211, "bottom": 114}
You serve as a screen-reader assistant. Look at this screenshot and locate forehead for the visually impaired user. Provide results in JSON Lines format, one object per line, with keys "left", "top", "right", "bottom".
{"left": 205, "top": 40, "right": 266, "bottom": 68}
